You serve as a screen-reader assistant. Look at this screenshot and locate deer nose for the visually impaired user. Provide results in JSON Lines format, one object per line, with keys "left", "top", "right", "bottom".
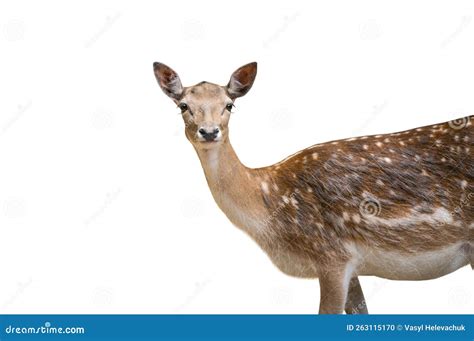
{"left": 198, "top": 127, "right": 220, "bottom": 141}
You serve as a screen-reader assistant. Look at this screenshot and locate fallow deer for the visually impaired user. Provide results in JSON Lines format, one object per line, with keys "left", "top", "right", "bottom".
{"left": 153, "top": 62, "right": 473, "bottom": 314}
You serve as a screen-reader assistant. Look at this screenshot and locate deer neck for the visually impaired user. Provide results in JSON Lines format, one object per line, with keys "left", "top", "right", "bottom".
{"left": 193, "top": 138, "right": 266, "bottom": 238}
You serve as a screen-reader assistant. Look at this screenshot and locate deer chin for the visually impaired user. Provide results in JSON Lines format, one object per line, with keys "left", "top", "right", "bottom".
{"left": 192, "top": 139, "right": 222, "bottom": 151}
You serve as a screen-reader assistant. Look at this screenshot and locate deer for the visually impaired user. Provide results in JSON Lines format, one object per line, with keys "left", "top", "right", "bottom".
{"left": 153, "top": 61, "right": 473, "bottom": 314}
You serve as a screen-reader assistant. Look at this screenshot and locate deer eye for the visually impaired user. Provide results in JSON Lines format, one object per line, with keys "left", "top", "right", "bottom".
{"left": 179, "top": 103, "right": 188, "bottom": 113}
{"left": 225, "top": 103, "right": 233, "bottom": 112}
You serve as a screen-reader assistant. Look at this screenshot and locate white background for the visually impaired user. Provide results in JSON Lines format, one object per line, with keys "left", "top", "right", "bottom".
{"left": 0, "top": 0, "right": 472, "bottom": 314}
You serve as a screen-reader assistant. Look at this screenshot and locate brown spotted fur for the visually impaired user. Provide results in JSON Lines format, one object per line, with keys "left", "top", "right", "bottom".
{"left": 153, "top": 61, "right": 473, "bottom": 314}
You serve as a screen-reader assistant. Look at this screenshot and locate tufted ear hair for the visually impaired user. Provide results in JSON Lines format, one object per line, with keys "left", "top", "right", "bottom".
{"left": 226, "top": 62, "right": 257, "bottom": 99}
{"left": 153, "top": 62, "right": 183, "bottom": 100}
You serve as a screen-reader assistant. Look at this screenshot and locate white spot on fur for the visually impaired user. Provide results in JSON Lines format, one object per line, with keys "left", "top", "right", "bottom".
{"left": 376, "top": 141, "right": 383, "bottom": 147}
{"left": 290, "top": 196, "right": 298, "bottom": 208}
{"left": 366, "top": 207, "right": 454, "bottom": 228}
{"left": 312, "top": 152, "right": 319, "bottom": 160}
{"left": 261, "top": 181, "right": 269, "bottom": 194}
{"left": 352, "top": 214, "right": 361, "bottom": 224}
{"left": 343, "top": 212, "right": 350, "bottom": 221}
{"left": 383, "top": 157, "right": 392, "bottom": 163}
{"left": 363, "top": 144, "right": 369, "bottom": 150}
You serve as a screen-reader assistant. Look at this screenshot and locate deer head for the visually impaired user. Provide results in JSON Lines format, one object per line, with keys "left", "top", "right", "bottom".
{"left": 153, "top": 62, "right": 257, "bottom": 150}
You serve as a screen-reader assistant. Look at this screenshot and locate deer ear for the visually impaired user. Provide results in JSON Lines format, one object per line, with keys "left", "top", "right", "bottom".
{"left": 227, "top": 62, "right": 257, "bottom": 99}
{"left": 153, "top": 62, "right": 183, "bottom": 100}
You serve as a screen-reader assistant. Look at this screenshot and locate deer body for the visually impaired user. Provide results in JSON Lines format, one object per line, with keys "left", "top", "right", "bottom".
{"left": 154, "top": 62, "right": 473, "bottom": 313}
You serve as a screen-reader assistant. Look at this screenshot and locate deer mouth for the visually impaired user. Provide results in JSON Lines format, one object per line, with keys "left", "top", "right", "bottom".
{"left": 197, "top": 136, "right": 221, "bottom": 144}
{"left": 196, "top": 138, "right": 222, "bottom": 147}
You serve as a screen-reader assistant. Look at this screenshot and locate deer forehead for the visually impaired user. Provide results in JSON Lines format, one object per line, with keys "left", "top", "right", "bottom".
{"left": 183, "top": 82, "right": 229, "bottom": 103}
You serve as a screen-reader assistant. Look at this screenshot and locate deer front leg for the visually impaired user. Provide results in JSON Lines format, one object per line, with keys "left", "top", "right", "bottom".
{"left": 318, "top": 266, "right": 350, "bottom": 314}
{"left": 345, "top": 276, "right": 368, "bottom": 314}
